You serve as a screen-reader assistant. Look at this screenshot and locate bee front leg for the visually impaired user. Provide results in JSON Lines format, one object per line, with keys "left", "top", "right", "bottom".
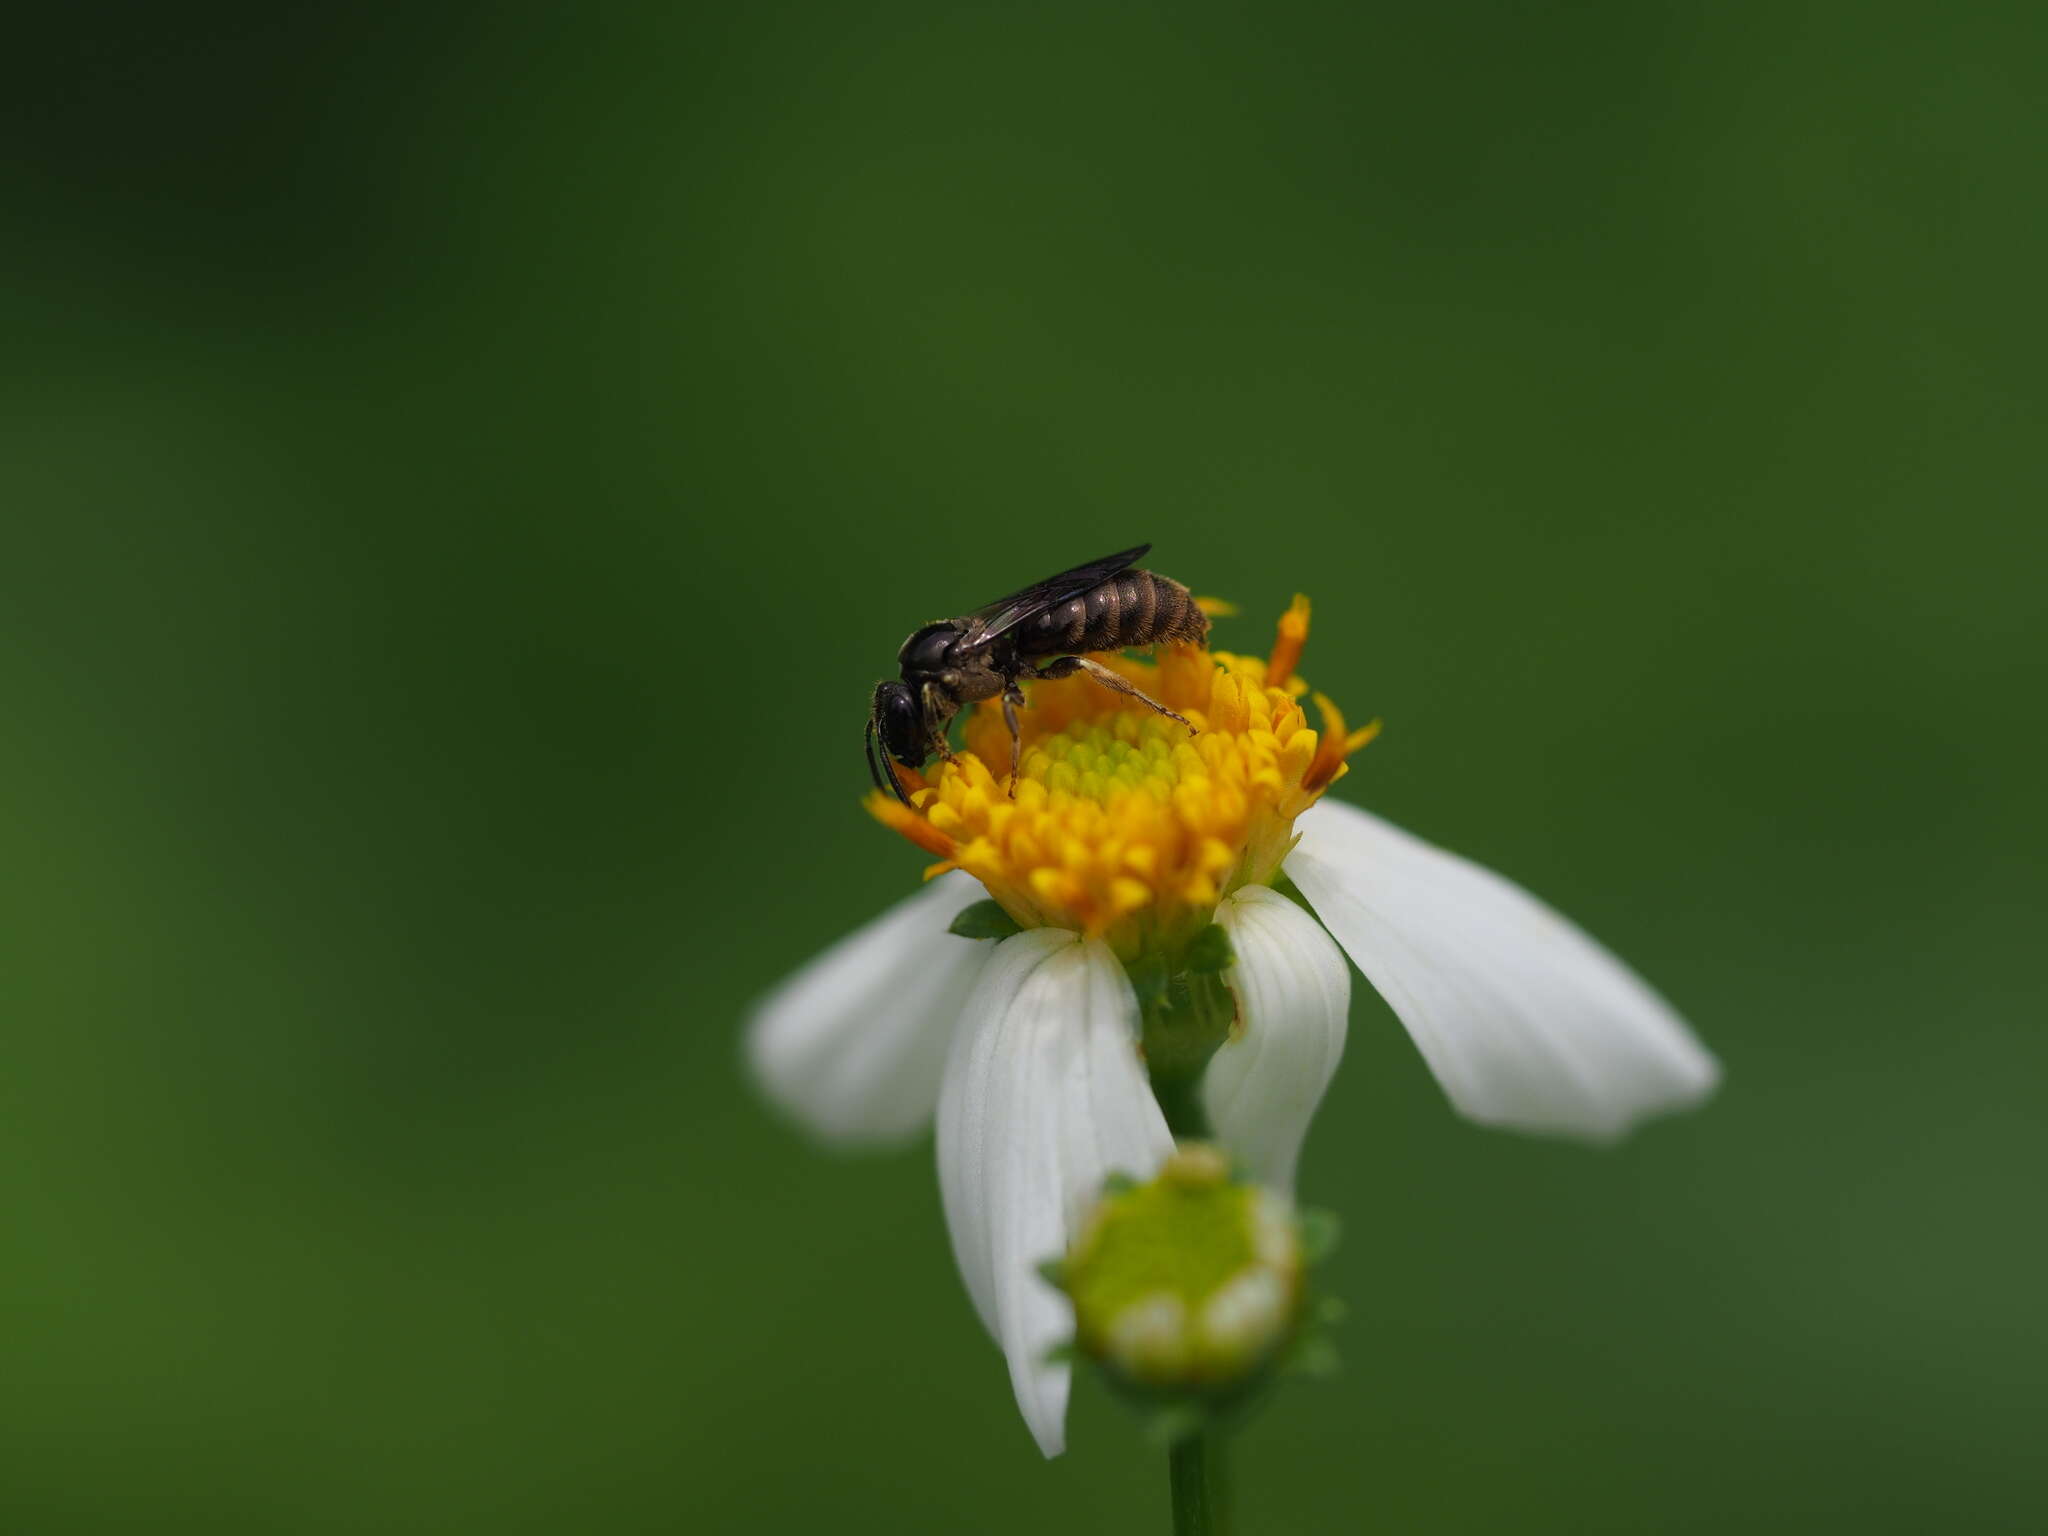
{"left": 1037, "top": 656, "right": 1198, "bottom": 736}
{"left": 920, "top": 683, "right": 960, "bottom": 764}
{"left": 1002, "top": 686, "right": 1026, "bottom": 796}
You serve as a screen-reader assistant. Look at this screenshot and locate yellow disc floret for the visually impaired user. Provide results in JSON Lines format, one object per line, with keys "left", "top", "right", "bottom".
{"left": 867, "top": 596, "right": 1379, "bottom": 958}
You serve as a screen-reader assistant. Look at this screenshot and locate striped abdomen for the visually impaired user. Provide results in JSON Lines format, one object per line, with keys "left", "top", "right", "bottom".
{"left": 1014, "top": 569, "right": 1209, "bottom": 658}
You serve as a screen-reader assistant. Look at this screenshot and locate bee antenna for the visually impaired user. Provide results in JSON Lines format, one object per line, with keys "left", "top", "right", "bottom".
{"left": 864, "top": 712, "right": 886, "bottom": 793}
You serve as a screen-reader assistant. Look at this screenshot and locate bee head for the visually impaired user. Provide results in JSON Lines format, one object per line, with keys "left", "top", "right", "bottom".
{"left": 870, "top": 680, "right": 925, "bottom": 769}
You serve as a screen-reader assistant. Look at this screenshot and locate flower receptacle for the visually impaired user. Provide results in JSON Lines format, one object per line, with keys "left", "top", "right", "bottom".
{"left": 1131, "top": 923, "right": 1238, "bottom": 1139}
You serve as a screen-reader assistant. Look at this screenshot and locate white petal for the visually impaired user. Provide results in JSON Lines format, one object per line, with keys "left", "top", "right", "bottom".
{"left": 1285, "top": 798, "right": 1720, "bottom": 1142}
{"left": 1204, "top": 885, "right": 1351, "bottom": 1191}
{"left": 744, "top": 872, "right": 989, "bottom": 1145}
{"left": 936, "top": 928, "right": 1173, "bottom": 1457}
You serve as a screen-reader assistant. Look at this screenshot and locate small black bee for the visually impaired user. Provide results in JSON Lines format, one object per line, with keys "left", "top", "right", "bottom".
{"left": 867, "top": 543, "right": 1209, "bottom": 805}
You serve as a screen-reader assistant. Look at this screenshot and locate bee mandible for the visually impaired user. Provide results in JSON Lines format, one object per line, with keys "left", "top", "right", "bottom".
{"left": 866, "top": 543, "right": 1209, "bottom": 806}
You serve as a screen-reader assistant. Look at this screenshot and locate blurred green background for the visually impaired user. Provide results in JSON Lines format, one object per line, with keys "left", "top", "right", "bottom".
{"left": 3, "top": 4, "right": 2042, "bottom": 1532}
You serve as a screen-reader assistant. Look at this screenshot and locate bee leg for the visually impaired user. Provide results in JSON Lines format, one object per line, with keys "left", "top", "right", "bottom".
{"left": 920, "top": 682, "right": 961, "bottom": 764}
{"left": 1040, "top": 656, "right": 1199, "bottom": 736}
{"left": 1002, "top": 686, "right": 1026, "bottom": 796}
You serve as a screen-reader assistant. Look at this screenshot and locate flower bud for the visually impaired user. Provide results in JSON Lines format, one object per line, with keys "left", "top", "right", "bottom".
{"left": 1058, "top": 1145, "right": 1304, "bottom": 1393}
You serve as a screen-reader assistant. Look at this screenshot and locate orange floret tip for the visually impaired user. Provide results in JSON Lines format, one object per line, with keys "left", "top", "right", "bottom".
{"left": 865, "top": 791, "right": 959, "bottom": 861}
{"left": 1265, "top": 594, "right": 1311, "bottom": 688}
{"left": 1303, "top": 691, "right": 1379, "bottom": 793}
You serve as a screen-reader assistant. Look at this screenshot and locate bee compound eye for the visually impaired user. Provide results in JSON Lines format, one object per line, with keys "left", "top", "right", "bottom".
{"left": 877, "top": 685, "right": 924, "bottom": 764}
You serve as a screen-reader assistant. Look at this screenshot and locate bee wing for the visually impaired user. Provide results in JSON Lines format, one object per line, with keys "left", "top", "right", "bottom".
{"left": 962, "top": 544, "right": 1151, "bottom": 643}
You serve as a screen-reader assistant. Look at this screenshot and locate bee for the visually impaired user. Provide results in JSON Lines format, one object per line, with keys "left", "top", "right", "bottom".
{"left": 866, "top": 543, "right": 1209, "bottom": 805}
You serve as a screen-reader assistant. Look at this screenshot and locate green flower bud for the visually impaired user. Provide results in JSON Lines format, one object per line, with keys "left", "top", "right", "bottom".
{"left": 1060, "top": 1145, "right": 1304, "bottom": 1393}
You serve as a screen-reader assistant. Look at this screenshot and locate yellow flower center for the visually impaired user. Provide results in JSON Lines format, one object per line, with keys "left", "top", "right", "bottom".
{"left": 867, "top": 596, "right": 1379, "bottom": 958}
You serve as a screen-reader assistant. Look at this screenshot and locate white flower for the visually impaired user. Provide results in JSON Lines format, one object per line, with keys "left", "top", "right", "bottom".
{"left": 1203, "top": 882, "right": 1350, "bottom": 1190}
{"left": 934, "top": 929, "right": 1174, "bottom": 1453}
{"left": 745, "top": 870, "right": 988, "bottom": 1145}
{"left": 747, "top": 793, "right": 1719, "bottom": 1454}
{"left": 1284, "top": 799, "right": 1719, "bottom": 1141}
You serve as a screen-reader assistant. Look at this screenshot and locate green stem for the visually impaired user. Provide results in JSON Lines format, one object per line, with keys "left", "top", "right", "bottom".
{"left": 1144, "top": 932, "right": 1238, "bottom": 1533}
{"left": 1152, "top": 1072, "right": 1213, "bottom": 1139}
{"left": 1169, "top": 1429, "right": 1229, "bottom": 1536}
